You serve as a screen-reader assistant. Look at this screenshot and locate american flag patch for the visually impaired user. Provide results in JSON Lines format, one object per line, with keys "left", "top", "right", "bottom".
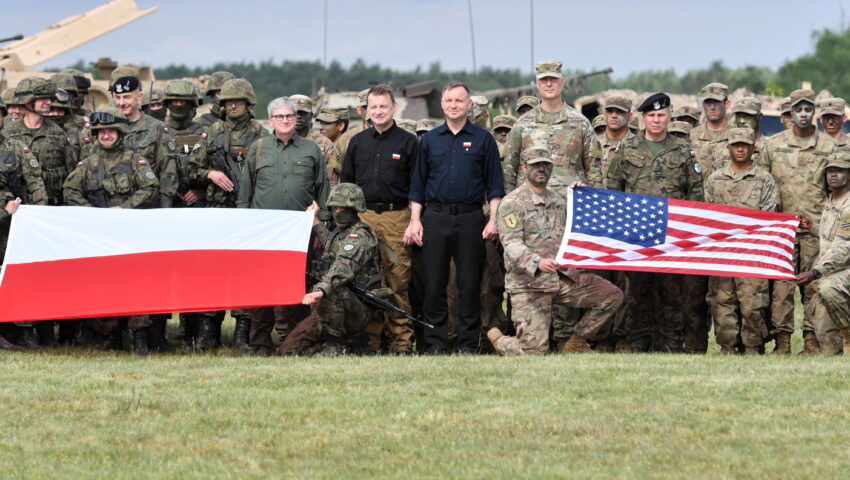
{"left": 463, "top": 142, "right": 472, "bottom": 148}
{"left": 392, "top": 153, "right": 401, "bottom": 160}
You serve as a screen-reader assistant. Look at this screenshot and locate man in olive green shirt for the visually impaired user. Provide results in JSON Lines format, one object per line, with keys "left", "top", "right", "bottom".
{"left": 237, "top": 96, "right": 330, "bottom": 355}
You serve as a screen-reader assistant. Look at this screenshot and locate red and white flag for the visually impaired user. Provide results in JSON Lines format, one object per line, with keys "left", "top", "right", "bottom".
{"left": 0, "top": 206, "right": 313, "bottom": 322}
{"left": 556, "top": 187, "right": 799, "bottom": 280}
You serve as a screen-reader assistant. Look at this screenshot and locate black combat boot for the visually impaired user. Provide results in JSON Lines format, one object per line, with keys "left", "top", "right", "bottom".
{"left": 132, "top": 328, "right": 149, "bottom": 356}
{"left": 0, "top": 333, "right": 24, "bottom": 351}
{"left": 96, "top": 330, "right": 123, "bottom": 351}
{"left": 18, "top": 327, "right": 43, "bottom": 350}
{"left": 232, "top": 317, "right": 251, "bottom": 352}
{"left": 36, "top": 321, "right": 59, "bottom": 348}
{"left": 195, "top": 318, "right": 215, "bottom": 351}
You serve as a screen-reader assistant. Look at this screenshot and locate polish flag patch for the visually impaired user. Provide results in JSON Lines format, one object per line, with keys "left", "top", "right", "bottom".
{"left": 138, "top": 160, "right": 148, "bottom": 165}
{"left": 463, "top": 142, "right": 472, "bottom": 148}
{"left": 391, "top": 153, "right": 401, "bottom": 160}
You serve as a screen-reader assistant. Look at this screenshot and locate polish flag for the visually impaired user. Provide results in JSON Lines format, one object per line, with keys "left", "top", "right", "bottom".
{"left": 0, "top": 206, "right": 313, "bottom": 322}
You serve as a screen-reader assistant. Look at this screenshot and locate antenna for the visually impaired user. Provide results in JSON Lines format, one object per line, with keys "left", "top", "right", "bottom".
{"left": 530, "top": 0, "right": 535, "bottom": 76}
{"left": 468, "top": 0, "right": 477, "bottom": 75}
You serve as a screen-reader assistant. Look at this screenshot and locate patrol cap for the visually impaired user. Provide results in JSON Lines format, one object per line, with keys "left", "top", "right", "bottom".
{"left": 397, "top": 119, "right": 417, "bottom": 135}
{"left": 780, "top": 97, "right": 792, "bottom": 114}
{"left": 471, "top": 95, "right": 489, "bottom": 118}
{"left": 535, "top": 60, "right": 563, "bottom": 79}
{"left": 603, "top": 94, "right": 632, "bottom": 112}
{"left": 416, "top": 118, "right": 438, "bottom": 133}
{"left": 492, "top": 115, "right": 516, "bottom": 131}
{"left": 523, "top": 145, "right": 554, "bottom": 164}
{"left": 516, "top": 95, "right": 539, "bottom": 111}
{"left": 700, "top": 82, "right": 728, "bottom": 102}
{"left": 357, "top": 89, "right": 369, "bottom": 107}
{"left": 673, "top": 105, "right": 700, "bottom": 122}
{"left": 668, "top": 121, "right": 691, "bottom": 135}
{"left": 789, "top": 89, "right": 816, "bottom": 108}
{"left": 629, "top": 116, "right": 640, "bottom": 131}
{"left": 637, "top": 92, "right": 670, "bottom": 113}
{"left": 818, "top": 97, "right": 846, "bottom": 116}
{"left": 731, "top": 96, "right": 762, "bottom": 115}
{"left": 316, "top": 107, "right": 349, "bottom": 123}
{"left": 826, "top": 151, "right": 850, "bottom": 170}
{"left": 727, "top": 127, "right": 755, "bottom": 145}
{"left": 290, "top": 94, "right": 312, "bottom": 113}
{"left": 592, "top": 115, "right": 606, "bottom": 130}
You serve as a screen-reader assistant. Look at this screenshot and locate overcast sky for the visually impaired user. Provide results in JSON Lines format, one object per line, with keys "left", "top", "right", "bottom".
{"left": 2, "top": 0, "right": 845, "bottom": 78}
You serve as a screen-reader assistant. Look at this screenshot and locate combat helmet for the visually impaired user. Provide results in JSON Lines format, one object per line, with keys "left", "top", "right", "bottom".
{"left": 49, "top": 73, "right": 78, "bottom": 95}
{"left": 14, "top": 76, "right": 56, "bottom": 105}
{"left": 88, "top": 107, "right": 129, "bottom": 134}
{"left": 163, "top": 80, "right": 202, "bottom": 107}
{"left": 326, "top": 183, "right": 366, "bottom": 212}
{"left": 217, "top": 79, "right": 257, "bottom": 107}
{"left": 204, "top": 71, "right": 235, "bottom": 97}
{"left": 0, "top": 94, "right": 5, "bottom": 117}
{"left": 142, "top": 88, "right": 165, "bottom": 108}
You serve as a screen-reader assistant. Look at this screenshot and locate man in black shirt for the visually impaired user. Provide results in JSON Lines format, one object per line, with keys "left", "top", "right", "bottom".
{"left": 405, "top": 81, "right": 505, "bottom": 354}
{"left": 341, "top": 84, "right": 419, "bottom": 355}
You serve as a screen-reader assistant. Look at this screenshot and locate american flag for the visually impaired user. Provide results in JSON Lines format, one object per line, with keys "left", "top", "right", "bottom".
{"left": 556, "top": 187, "right": 799, "bottom": 280}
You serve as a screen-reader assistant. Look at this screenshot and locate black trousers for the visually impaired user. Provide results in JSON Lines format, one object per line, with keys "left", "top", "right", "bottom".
{"left": 422, "top": 206, "right": 485, "bottom": 352}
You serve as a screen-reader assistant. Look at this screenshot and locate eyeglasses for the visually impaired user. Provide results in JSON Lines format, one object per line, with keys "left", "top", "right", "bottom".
{"left": 90, "top": 111, "right": 129, "bottom": 126}
{"left": 270, "top": 114, "right": 297, "bottom": 122}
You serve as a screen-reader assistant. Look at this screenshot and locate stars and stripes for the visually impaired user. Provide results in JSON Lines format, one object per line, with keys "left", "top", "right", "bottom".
{"left": 556, "top": 187, "right": 800, "bottom": 280}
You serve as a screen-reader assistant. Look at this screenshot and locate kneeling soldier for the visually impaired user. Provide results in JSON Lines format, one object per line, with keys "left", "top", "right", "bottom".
{"left": 278, "top": 183, "right": 381, "bottom": 356}
{"left": 488, "top": 146, "right": 623, "bottom": 355}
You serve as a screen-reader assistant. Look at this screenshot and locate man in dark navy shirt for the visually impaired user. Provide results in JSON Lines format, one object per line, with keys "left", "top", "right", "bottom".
{"left": 405, "top": 81, "right": 505, "bottom": 354}
{"left": 341, "top": 84, "right": 419, "bottom": 355}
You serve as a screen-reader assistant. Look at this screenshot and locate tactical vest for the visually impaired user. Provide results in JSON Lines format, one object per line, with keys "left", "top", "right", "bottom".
{"left": 88, "top": 150, "right": 148, "bottom": 208}
{"left": 207, "top": 121, "right": 264, "bottom": 207}
{"left": 172, "top": 125, "right": 206, "bottom": 191}
{"left": 7, "top": 123, "right": 68, "bottom": 205}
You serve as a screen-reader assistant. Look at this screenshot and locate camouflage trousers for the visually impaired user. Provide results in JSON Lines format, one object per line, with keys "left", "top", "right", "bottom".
{"left": 808, "top": 270, "right": 849, "bottom": 355}
{"left": 277, "top": 288, "right": 370, "bottom": 355}
{"left": 771, "top": 233, "right": 818, "bottom": 334}
{"left": 626, "top": 272, "right": 685, "bottom": 352}
{"left": 707, "top": 276, "right": 769, "bottom": 347}
{"left": 494, "top": 271, "right": 622, "bottom": 355}
{"left": 361, "top": 208, "right": 413, "bottom": 353}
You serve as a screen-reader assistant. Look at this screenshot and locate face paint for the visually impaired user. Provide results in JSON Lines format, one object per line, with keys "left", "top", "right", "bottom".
{"left": 733, "top": 113, "right": 758, "bottom": 131}
{"left": 826, "top": 167, "right": 850, "bottom": 190}
{"left": 792, "top": 102, "right": 814, "bottom": 129}
{"left": 604, "top": 109, "right": 628, "bottom": 131}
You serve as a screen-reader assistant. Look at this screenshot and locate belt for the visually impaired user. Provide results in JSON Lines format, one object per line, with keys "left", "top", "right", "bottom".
{"left": 365, "top": 201, "right": 407, "bottom": 213}
{"left": 427, "top": 202, "right": 481, "bottom": 214}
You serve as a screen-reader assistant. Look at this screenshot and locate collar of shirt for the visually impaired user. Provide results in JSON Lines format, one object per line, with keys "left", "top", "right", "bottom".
{"left": 370, "top": 121, "right": 399, "bottom": 138}
{"left": 720, "top": 162, "right": 757, "bottom": 180}
{"left": 530, "top": 187, "right": 550, "bottom": 207}
{"left": 274, "top": 134, "right": 301, "bottom": 148}
{"left": 435, "top": 119, "right": 473, "bottom": 136}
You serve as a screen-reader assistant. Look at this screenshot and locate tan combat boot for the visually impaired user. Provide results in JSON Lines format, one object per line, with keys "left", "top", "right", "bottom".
{"left": 802, "top": 331, "right": 820, "bottom": 355}
{"left": 561, "top": 335, "right": 594, "bottom": 353}
{"left": 840, "top": 329, "right": 850, "bottom": 356}
{"left": 743, "top": 346, "right": 761, "bottom": 356}
{"left": 487, "top": 328, "right": 504, "bottom": 349}
{"left": 719, "top": 345, "right": 735, "bottom": 355}
{"left": 773, "top": 332, "right": 791, "bottom": 355}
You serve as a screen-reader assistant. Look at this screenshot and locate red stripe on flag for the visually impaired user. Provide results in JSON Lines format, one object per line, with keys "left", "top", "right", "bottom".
{"left": 0, "top": 249, "right": 306, "bottom": 322}
{"left": 669, "top": 199, "right": 801, "bottom": 222}
{"left": 558, "top": 263, "right": 794, "bottom": 280}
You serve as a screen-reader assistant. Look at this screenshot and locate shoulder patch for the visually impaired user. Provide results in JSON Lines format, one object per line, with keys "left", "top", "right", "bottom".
{"left": 343, "top": 244, "right": 354, "bottom": 251}
{"left": 138, "top": 159, "right": 148, "bottom": 165}
{"left": 163, "top": 127, "right": 170, "bottom": 134}
{"left": 501, "top": 212, "right": 519, "bottom": 231}
{"left": 192, "top": 143, "right": 201, "bottom": 153}
{"left": 84, "top": 122, "right": 91, "bottom": 129}
{"left": 690, "top": 150, "right": 696, "bottom": 157}
{"left": 201, "top": 132, "right": 208, "bottom": 139}
{"left": 145, "top": 171, "right": 156, "bottom": 179}
{"left": 84, "top": 137, "right": 91, "bottom": 143}
{"left": 348, "top": 233, "right": 359, "bottom": 239}
{"left": 694, "top": 163, "right": 702, "bottom": 174}
{"left": 76, "top": 161, "right": 83, "bottom": 167}
{"left": 29, "top": 158, "right": 39, "bottom": 168}
{"left": 167, "top": 140, "right": 176, "bottom": 151}
{"left": 22, "top": 147, "right": 30, "bottom": 153}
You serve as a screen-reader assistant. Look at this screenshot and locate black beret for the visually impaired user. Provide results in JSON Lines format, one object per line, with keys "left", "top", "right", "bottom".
{"left": 73, "top": 76, "right": 92, "bottom": 91}
{"left": 110, "top": 76, "right": 141, "bottom": 93}
{"left": 637, "top": 92, "right": 670, "bottom": 113}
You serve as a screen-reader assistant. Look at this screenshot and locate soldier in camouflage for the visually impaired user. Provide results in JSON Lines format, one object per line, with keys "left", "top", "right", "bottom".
{"left": 49, "top": 72, "right": 87, "bottom": 133}
{"left": 598, "top": 94, "right": 634, "bottom": 187}
{"left": 591, "top": 115, "right": 606, "bottom": 137}
{"left": 141, "top": 88, "right": 166, "bottom": 122}
{"left": 187, "top": 78, "right": 269, "bottom": 351}
{"left": 690, "top": 83, "right": 731, "bottom": 180}
{"left": 415, "top": 119, "right": 438, "bottom": 139}
{"left": 198, "top": 71, "right": 235, "bottom": 126}
{"left": 1, "top": 88, "right": 24, "bottom": 124}
{"left": 492, "top": 114, "right": 515, "bottom": 160}
{"left": 471, "top": 95, "right": 490, "bottom": 128}
{"left": 760, "top": 88, "right": 837, "bottom": 354}
{"left": 488, "top": 145, "right": 622, "bottom": 355}
{"left": 60, "top": 68, "right": 93, "bottom": 120}
{"left": 779, "top": 97, "right": 793, "bottom": 131}
{"left": 42, "top": 77, "right": 83, "bottom": 173}
{"left": 278, "top": 183, "right": 380, "bottom": 356}
{"left": 606, "top": 92, "right": 704, "bottom": 353}
{"left": 798, "top": 152, "right": 850, "bottom": 355}
{"left": 672, "top": 105, "right": 701, "bottom": 128}
{"left": 397, "top": 119, "right": 417, "bottom": 136}
{"left": 817, "top": 97, "right": 848, "bottom": 150}
{"left": 63, "top": 107, "right": 160, "bottom": 355}
{"left": 291, "top": 94, "right": 342, "bottom": 186}
{"left": 668, "top": 121, "right": 691, "bottom": 141}
{"left": 0, "top": 107, "right": 47, "bottom": 350}
{"left": 336, "top": 89, "right": 372, "bottom": 158}
{"left": 704, "top": 127, "right": 778, "bottom": 355}
{"left": 515, "top": 95, "right": 539, "bottom": 117}
{"left": 315, "top": 106, "right": 349, "bottom": 144}
{"left": 163, "top": 80, "right": 208, "bottom": 208}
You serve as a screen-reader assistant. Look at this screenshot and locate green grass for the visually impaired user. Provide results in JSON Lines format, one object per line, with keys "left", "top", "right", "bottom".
{"left": 2, "top": 341, "right": 849, "bottom": 479}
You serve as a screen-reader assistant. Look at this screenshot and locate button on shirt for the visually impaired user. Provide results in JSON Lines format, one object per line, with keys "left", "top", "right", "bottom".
{"left": 409, "top": 120, "right": 505, "bottom": 205}
{"left": 340, "top": 122, "right": 418, "bottom": 204}
{"left": 236, "top": 134, "right": 330, "bottom": 212}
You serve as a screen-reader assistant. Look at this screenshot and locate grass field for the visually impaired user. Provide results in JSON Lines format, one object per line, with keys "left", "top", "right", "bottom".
{"left": 2, "top": 328, "right": 849, "bottom": 479}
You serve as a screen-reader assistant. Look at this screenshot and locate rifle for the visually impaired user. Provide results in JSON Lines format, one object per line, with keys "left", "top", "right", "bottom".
{"left": 2, "top": 156, "right": 27, "bottom": 204}
{"left": 309, "top": 260, "right": 434, "bottom": 329}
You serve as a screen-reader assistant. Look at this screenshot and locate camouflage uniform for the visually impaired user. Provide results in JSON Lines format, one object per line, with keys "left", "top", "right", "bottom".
{"left": 163, "top": 80, "right": 208, "bottom": 207}
{"left": 198, "top": 71, "right": 235, "bottom": 126}
{"left": 278, "top": 184, "right": 380, "bottom": 355}
{"left": 606, "top": 128, "right": 704, "bottom": 352}
{"left": 5, "top": 77, "right": 75, "bottom": 206}
{"left": 672, "top": 106, "right": 701, "bottom": 126}
{"left": 515, "top": 95, "right": 539, "bottom": 117}
{"left": 759, "top": 89, "right": 835, "bottom": 340}
{"left": 335, "top": 89, "right": 371, "bottom": 159}
{"left": 704, "top": 128, "right": 778, "bottom": 351}
{"left": 668, "top": 121, "right": 691, "bottom": 140}
{"left": 597, "top": 94, "right": 635, "bottom": 188}
{"left": 290, "top": 95, "right": 341, "bottom": 187}
{"left": 811, "top": 156, "right": 850, "bottom": 354}
{"left": 689, "top": 83, "right": 730, "bottom": 180}
{"left": 0, "top": 134, "right": 48, "bottom": 256}
{"left": 63, "top": 108, "right": 159, "bottom": 353}
{"left": 492, "top": 148, "right": 622, "bottom": 355}
{"left": 818, "top": 97, "right": 849, "bottom": 151}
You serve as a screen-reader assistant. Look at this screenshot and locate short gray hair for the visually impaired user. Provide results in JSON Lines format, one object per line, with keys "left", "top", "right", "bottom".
{"left": 267, "top": 96, "right": 296, "bottom": 118}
